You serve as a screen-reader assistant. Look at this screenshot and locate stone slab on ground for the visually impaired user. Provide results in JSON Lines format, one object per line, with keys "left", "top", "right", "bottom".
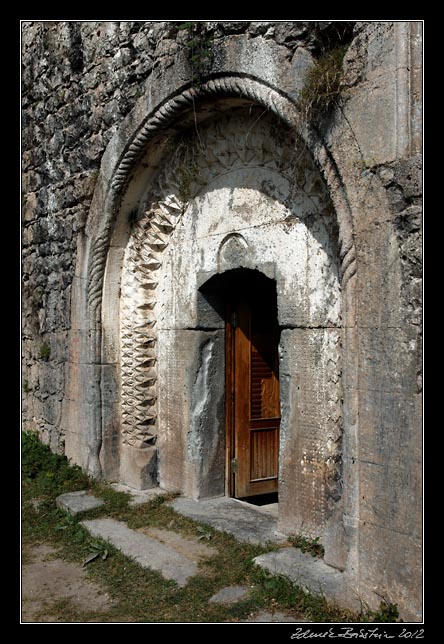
{"left": 257, "top": 502, "right": 279, "bottom": 518}
{"left": 241, "top": 610, "right": 306, "bottom": 622}
{"left": 56, "top": 491, "right": 104, "bottom": 515}
{"left": 110, "top": 483, "right": 169, "bottom": 506}
{"left": 254, "top": 547, "right": 344, "bottom": 603}
{"left": 169, "top": 497, "right": 286, "bottom": 545}
{"left": 137, "top": 526, "right": 218, "bottom": 560}
{"left": 209, "top": 585, "right": 250, "bottom": 604}
{"left": 81, "top": 518, "right": 205, "bottom": 587}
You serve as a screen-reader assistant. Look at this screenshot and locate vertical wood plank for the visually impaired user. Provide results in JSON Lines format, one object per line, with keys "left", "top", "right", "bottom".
{"left": 234, "top": 299, "right": 251, "bottom": 497}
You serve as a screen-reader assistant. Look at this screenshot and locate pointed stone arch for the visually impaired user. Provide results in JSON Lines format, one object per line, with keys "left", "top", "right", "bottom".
{"left": 70, "top": 72, "right": 358, "bottom": 508}
{"left": 86, "top": 76, "right": 356, "bottom": 326}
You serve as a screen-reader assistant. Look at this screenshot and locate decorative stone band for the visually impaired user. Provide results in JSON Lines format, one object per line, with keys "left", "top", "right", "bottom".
{"left": 109, "top": 76, "right": 295, "bottom": 199}
{"left": 120, "top": 206, "right": 180, "bottom": 446}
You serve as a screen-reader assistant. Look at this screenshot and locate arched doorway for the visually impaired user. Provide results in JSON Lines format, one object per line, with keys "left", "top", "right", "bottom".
{"left": 200, "top": 269, "right": 280, "bottom": 500}
{"left": 116, "top": 105, "right": 345, "bottom": 534}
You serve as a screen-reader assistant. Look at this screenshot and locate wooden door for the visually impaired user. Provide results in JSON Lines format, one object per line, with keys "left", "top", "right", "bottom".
{"left": 226, "top": 289, "right": 280, "bottom": 498}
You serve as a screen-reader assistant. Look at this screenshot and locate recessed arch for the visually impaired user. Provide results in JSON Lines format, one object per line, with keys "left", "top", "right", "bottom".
{"left": 71, "top": 73, "right": 358, "bottom": 545}
{"left": 86, "top": 75, "right": 357, "bottom": 327}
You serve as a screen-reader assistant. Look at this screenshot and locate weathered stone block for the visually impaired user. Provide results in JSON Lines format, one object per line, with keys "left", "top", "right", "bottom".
{"left": 100, "top": 365, "right": 119, "bottom": 404}
{"left": 358, "top": 389, "right": 421, "bottom": 468}
{"left": 355, "top": 224, "right": 403, "bottom": 329}
{"left": 358, "top": 327, "right": 420, "bottom": 395}
{"left": 209, "top": 586, "right": 250, "bottom": 604}
{"left": 82, "top": 364, "right": 103, "bottom": 406}
{"left": 358, "top": 522, "right": 422, "bottom": 621}
{"left": 81, "top": 518, "right": 200, "bottom": 587}
{"left": 63, "top": 398, "right": 102, "bottom": 473}
{"left": 360, "top": 460, "right": 421, "bottom": 537}
{"left": 253, "top": 548, "right": 359, "bottom": 610}
{"left": 100, "top": 401, "right": 121, "bottom": 481}
{"left": 38, "top": 363, "right": 64, "bottom": 397}
{"left": 41, "top": 396, "right": 62, "bottom": 427}
{"left": 56, "top": 490, "right": 105, "bottom": 515}
{"left": 278, "top": 328, "right": 342, "bottom": 537}
{"left": 363, "top": 21, "right": 395, "bottom": 78}
{"left": 22, "top": 192, "right": 38, "bottom": 224}
{"left": 342, "top": 77, "right": 397, "bottom": 166}
{"left": 157, "top": 328, "right": 225, "bottom": 499}
{"left": 170, "top": 497, "right": 285, "bottom": 544}
{"left": 120, "top": 445, "right": 158, "bottom": 490}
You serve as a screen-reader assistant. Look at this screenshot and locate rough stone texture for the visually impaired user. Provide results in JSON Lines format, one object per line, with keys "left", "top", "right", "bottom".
{"left": 278, "top": 328, "right": 342, "bottom": 537}
{"left": 21, "top": 20, "right": 348, "bottom": 451}
{"left": 109, "top": 483, "right": 169, "bottom": 506}
{"left": 120, "top": 108, "right": 341, "bottom": 496}
{"left": 81, "top": 518, "right": 206, "bottom": 586}
{"left": 55, "top": 490, "right": 104, "bottom": 515}
{"left": 170, "top": 497, "right": 287, "bottom": 544}
{"left": 209, "top": 586, "right": 250, "bottom": 604}
{"left": 240, "top": 611, "right": 306, "bottom": 623}
{"left": 22, "top": 21, "right": 422, "bottom": 621}
{"left": 254, "top": 548, "right": 359, "bottom": 611}
{"left": 157, "top": 329, "right": 226, "bottom": 499}
{"left": 119, "top": 444, "right": 158, "bottom": 490}
{"left": 147, "top": 109, "right": 341, "bottom": 511}
{"left": 135, "top": 526, "right": 218, "bottom": 561}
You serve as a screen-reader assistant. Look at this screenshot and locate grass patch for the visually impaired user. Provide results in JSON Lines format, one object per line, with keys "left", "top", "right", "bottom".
{"left": 39, "top": 342, "right": 51, "bottom": 361}
{"left": 21, "top": 431, "right": 400, "bottom": 623}
{"left": 88, "top": 483, "right": 132, "bottom": 515}
{"left": 299, "top": 45, "right": 348, "bottom": 121}
{"left": 22, "top": 430, "right": 92, "bottom": 501}
{"left": 289, "top": 534, "right": 325, "bottom": 558}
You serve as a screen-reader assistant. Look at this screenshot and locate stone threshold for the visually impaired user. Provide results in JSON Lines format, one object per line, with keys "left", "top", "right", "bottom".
{"left": 168, "top": 496, "right": 287, "bottom": 545}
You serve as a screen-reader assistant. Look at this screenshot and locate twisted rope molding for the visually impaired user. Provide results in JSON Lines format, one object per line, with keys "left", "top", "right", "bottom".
{"left": 109, "top": 77, "right": 294, "bottom": 198}
{"left": 119, "top": 111, "right": 343, "bottom": 446}
{"left": 86, "top": 76, "right": 357, "bottom": 317}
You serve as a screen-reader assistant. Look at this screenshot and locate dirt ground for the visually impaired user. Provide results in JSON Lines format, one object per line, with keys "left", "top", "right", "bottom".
{"left": 21, "top": 542, "right": 306, "bottom": 624}
{"left": 21, "top": 544, "right": 115, "bottom": 623}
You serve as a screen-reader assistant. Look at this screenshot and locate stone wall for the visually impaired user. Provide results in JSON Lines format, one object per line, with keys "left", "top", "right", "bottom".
{"left": 22, "top": 21, "right": 422, "bottom": 621}
{"left": 21, "top": 20, "right": 355, "bottom": 450}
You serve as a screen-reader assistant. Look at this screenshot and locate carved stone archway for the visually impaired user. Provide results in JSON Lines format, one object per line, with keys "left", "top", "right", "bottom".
{"left": 56, "top": 24, "right": 423, "bottom": 622}
{"left": 67, "top": 71, "right": 359, "bottom": 574}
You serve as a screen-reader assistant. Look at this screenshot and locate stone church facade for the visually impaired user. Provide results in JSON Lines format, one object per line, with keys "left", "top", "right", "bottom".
{"left": 21, "top": 21, "right": 422, "bottom": 620}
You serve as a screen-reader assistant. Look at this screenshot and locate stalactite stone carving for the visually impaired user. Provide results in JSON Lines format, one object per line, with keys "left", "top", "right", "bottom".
{"left": 119, "top": 108, "right": 343, "bottom": 449}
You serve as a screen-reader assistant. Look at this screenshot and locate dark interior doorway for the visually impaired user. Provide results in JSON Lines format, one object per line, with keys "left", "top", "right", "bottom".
{"left": 199, "top": 269, "right": 281, "bottom": 500}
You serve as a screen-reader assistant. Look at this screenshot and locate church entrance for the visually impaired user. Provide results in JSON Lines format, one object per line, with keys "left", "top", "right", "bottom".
{"left": 226, "top": 272, "right": 280, "bottom": 499}
{"left": 201, "top": 269, "right": 280, "bottom": 499}
{"left": 112, "top": 106, "right": 343, "bottom": 532}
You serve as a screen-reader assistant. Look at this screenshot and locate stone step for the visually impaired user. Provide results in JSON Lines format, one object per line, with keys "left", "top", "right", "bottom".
{"left": 81, "top": 518, "right": 213, "bottom": 587}
{"left": 253, "top": 548, "right": 351, "bottom": 607}
{"left": 169, "top": 496, "right": 286, "bottom": 545}
{"left": 56, "top": 491, "right": 105, "bottom": 516}
{"left": 109, "top": 483, "right": 169, "bottom": 506}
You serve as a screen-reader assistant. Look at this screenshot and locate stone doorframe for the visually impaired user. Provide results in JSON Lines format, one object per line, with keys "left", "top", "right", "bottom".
{"left": 82, "top": 73, "right": 357, "bottom": 475}
{"left": 66, "top": 38, "right": 361, "bottom": 574}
